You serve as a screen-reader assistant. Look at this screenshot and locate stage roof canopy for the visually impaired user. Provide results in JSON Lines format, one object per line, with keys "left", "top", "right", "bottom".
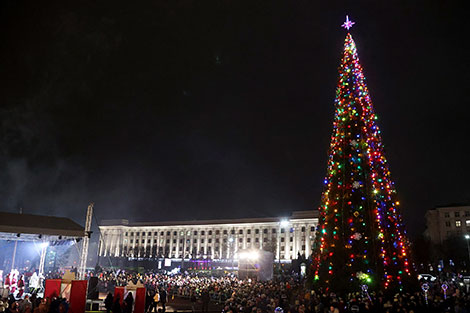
{"left": 0, "top": 212, "right": 84, "bottom": 241}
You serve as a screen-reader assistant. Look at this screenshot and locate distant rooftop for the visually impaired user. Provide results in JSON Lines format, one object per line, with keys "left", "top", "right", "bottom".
{"left": 101, "top": 210, "right": 318, "bottom": 227}
{"left": 434, "top": 203, "right": 470, "bottom": 209}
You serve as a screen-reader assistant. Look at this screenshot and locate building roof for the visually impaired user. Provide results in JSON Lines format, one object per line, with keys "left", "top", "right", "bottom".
{"left": 434, "top": 203, "right": 470, "bottom": 209}
{"left": 101, "top": 210, "right": 318, "bottom": 228}
{"left": 0, "top": 211, "right": 85, "bottom": 239}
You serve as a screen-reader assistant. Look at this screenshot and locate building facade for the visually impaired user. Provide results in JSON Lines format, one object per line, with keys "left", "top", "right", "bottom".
{"left": 425, "top": 204, "right": 470, "bottom": 244}
{"left": 99, "top": 211, "right": 318, "bottom": 263}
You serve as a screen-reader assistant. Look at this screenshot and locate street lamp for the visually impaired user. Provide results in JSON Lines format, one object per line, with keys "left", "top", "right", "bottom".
{"left": 229, "top": 237, "right": 234, "bottom": 270}
{"left": 278, "top": 219, "right": 289, "bottom": 272}
{"left": 465, "top": 235, "right": 470, "bottom": 268}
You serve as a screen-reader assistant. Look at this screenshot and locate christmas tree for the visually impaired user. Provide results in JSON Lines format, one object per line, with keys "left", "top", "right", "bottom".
{"left": 312, "top": 16, "right": 413, "bottom": 293}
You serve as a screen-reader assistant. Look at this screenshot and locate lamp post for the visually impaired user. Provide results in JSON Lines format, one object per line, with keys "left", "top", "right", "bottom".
{"left": 465, "top": 235, "right": 470, "bottom": 269}
{"left": 228, "top": 237, "right": 234, "bottom": 271}
{"left": 279, "top": 219, "right": 289, "bottom": 273}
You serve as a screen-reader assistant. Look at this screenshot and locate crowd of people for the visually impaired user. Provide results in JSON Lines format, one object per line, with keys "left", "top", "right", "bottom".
{"left": 0, "top": 294, "right": 69, "bottom": 313}
{"left": 3, "top": 268, "right": 470, "bottom": 312}
{"left": 90, "top": 269, "right": 470, "bottom": 312}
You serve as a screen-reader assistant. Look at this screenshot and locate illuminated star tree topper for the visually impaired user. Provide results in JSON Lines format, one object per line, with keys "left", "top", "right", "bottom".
{"left": 341, "top": 15, "right": 355, "bottom": 31}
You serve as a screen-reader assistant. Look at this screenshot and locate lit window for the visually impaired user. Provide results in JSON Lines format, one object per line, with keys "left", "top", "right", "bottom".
{"left": 466, "top": 220, "right": 470, "bottom": 227}
{"left": 456, "top": 220, "right": 462, "bottom": 227}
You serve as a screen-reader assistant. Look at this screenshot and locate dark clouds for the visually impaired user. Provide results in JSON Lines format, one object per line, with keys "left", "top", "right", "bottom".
{"left": 0, "top": 0, "right": 468, "bottom": 235}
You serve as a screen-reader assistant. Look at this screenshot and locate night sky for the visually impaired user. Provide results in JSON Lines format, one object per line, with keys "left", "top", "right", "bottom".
{"left": 0, "top": 0, "right": 467, "bottom": 237}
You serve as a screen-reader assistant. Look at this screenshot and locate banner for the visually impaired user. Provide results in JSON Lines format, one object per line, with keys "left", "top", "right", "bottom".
{"left": 45, "top": 279, "right": 62, "bottom": 299}
{"left": 134, "top": 287, "right": 146, "bottom": 313}
{"left": 114, "top": 286, "right": 125, "bottom": 305}
{"left": 69, "top": 280, "right": 88, "bottom": 313}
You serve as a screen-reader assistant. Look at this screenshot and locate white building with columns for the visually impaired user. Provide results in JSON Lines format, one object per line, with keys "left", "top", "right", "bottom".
{"left": 99, "top": 210, "right": 318, "bottom": 263}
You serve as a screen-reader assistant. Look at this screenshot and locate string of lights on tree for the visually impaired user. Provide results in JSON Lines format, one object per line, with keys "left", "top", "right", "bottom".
{"left": 312, "top": 16, "right": 412, "bottom": 292}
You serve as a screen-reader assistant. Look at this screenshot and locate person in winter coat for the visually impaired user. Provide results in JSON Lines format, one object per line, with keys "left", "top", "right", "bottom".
{"left": 113, "top": 294, "right": 122, "bottom": 313}
{"left": 104, "top": 293, "right": 113, "bottom": 313}
{"left": 124, "top": 293, "right": 134, "bottom": 313}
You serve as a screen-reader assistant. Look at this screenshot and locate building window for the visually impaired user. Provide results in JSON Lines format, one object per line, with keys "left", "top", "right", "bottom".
{"left": 130, "top": 239, "right": 133, "bottom": 243}
{"left": 290, "top": 237, "right": 293, "bottom": 242}
{"left": 209, "top": 230, "right": 212, "bottom": 235}
{"left": 125, "top": 232, "right": 128, "bottom": 236}
{"left": 201, "top": 231, "right": 205, "bottom": 235}
{"left": 263, "top": 238, "right": 268, "bottom": 242}
{"left": 263, "top": 229, "right": 268, "bottom": 234}
{"left": 154, "top": 239, "right": 157, "bottom": 243}
{"left": 455, "top": 212, "right": 460, "bottom": 217}
{"left": 147, "top": 239, "right": 151, "bottom": 243}
{"left": 310, "top": 227, "right": 315, "bottom": 232}
{"left": 255, "top": 238, "right": 259, "bottom": 242}
{"left": 239, "top": 229, "right": 243, "bottom": 234}
{"left": 208, "top": 239, "right": 212, "bottom": 243}
{"left": 194, "top": 231, "right": 198, "bottom": 235}
{"left": 239, "top": 238, "right": 243, "bottom": 243}
{"left": 173, "top": 231, "right": 177, "bottom": 236}
{"left": 281, "top": 237, "right": 285, "bottom": 242}
{"left": 201, "top": 239, "right": 205, "bottom": 243}
{"left": 223, "top": 238, "right": 227, "bottom": 243}
{"left": 445, "top": 221, "right": 451, "bottom": 227}
{"left": 130, "top": 232, "right": 134, "bottom": 236}
{"left": 231, "top": 230, "right": 235, "bottom": 234}
{"left": 281, "top": 228, "right": 285, "bottom": 233}
{"left": 216, "top": 239, "right": 220, "bottom": 243}
{"left": 466, "top": 211, "right": 470, "bottom": 217}
{"left": 444, "top": 212, "right": 450, "bottom": 218}
{"left": 193, "top": 239, "right": 197, "bottom": 243}
{"left": 160, "top": 231, "right": 164, "bottom": 236}
{"left": 281, "top": 246, "right": 285, "bottom": 251}
{"left": 141, "top": 239, "right": 145, "bottom": 243}
{"left": 148, "top": 232, "right": 151, "bottom": 236}
{"left": 136, "top": 232, "right": 140, "bottom": 236}
{"left": 255, "top": 229, "right": 259, "bottom": 234}
{"left": 301, "top": 227, "right": 305, "bottom": 232}
{"left": 247, "top": 238, "right": 251, "bottom": 243}
{"left": 166, "top": 239, "right": 170, "bottom": 244}
{"left": 216, "top": 230, "right": 220, "bottom": 235}
{"left": 272, "top": 228, "right": 276, "bottom": 233}
{"left": 456, "top": 220, "right": 462, "bottom": 227}
{"left": 223, "top": 230, "right": 228, "bottom": 235}
{"left": 247, "top": 229, "right": 251, "bottom": 234}
{"left": 166, "top": 231, "right": 170, "bottom": 236}
{"left": 466, "top": 220, "right": 470, "bottom": 227}
{"left": 302, "top": 245, "right": 306, "bottom": 250}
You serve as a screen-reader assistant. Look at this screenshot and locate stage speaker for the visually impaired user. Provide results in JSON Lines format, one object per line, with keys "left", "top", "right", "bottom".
{"left": 87, "top": 277, "right": 99, "bottom": 300}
